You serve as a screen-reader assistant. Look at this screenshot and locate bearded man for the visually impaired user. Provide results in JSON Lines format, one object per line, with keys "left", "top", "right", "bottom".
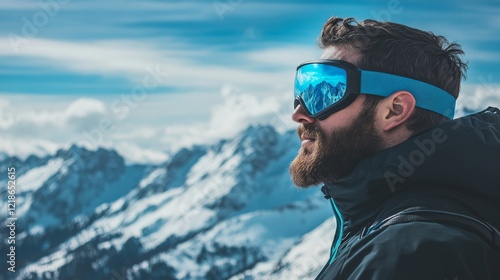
{"left": 290, "top": 17, "right": 500, "bottom": 280}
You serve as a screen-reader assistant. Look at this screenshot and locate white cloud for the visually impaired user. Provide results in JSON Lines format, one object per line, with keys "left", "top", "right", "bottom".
{"left": 65, "top": 98, "right": 107, "bottom": 118}
{"left": 112, "top": 127, "right": 159, "bottom": 141}
{"left": 160, "top": 85, "right": 296, "bottom": 151}
{"left": 456, "top": 83, "right": 500, "bottom": 115}
{"left": 0, "top": 138, "right": 61, "bottom": 159}
{"left": 0, "top": 97, "right": 107, "bottom": 131}
{"left": 1, "top": 83, "right": 499, "bottom": 164}
{"left": 157, "top": 82, "right": 500, "bottom": 157}
{"left": 0, "top": 38, "right": 166, "bottom": 78}
{"left": 2, "top": 23, "right": 498, "bottom": 167}
{"left": 208, "top": 86, "right": 290, "bottom": 133}
{"left": 0, "top": 38, "right": 313, "bottom": 93}
{"left": 0, "top": 97, "right": 112, "bottom": 161}
{"left": 0, "top": 98, "right": 11, "bottom": 108}
{"left": 0, "top": 99, "right": 14, "bottom": 129}
{"left": 0, "top": 95, "right": 179, "bottom": 164}
{"left": 113, "top": 142, "right": 168, "bottom": 165}
{"left": 0, "top": 39, "right": 311, "bottom": 160}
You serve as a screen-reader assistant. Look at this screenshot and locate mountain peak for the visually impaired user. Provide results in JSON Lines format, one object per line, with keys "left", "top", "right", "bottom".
{"left": 11, "top": 124, "right": 327, "bottom": 280}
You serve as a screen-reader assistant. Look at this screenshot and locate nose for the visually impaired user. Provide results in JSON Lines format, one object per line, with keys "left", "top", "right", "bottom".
{"left": 292, "top": 104, "right": 316, "bottom": 124}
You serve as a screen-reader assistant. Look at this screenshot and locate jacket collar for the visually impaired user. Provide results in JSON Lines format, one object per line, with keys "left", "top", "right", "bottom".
{"left": 321, "top": 107, "right": 500, "bottom": 234}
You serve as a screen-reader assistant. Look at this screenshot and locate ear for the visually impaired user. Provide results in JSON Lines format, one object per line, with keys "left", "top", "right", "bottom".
{"left": 378, "top": 91, "right": 416, "bottom": 132}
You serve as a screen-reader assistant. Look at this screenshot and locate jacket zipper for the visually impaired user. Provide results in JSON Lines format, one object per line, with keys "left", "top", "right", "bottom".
{"left": 315, "top": 197, "right": 344, "bottom": 279}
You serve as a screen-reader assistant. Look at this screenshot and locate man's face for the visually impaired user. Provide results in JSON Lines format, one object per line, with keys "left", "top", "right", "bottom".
{"left": 289, "top": 46, "right": 383, "bottom": 187}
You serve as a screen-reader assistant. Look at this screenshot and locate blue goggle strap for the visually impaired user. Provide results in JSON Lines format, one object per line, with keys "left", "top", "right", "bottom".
{"left": 360, "top": 70, "right": 456, "bottom": 119}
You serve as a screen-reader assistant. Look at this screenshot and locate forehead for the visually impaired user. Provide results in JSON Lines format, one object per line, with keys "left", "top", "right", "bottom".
{"left": 320, "top": 46, "right": 361, "bottom": 66}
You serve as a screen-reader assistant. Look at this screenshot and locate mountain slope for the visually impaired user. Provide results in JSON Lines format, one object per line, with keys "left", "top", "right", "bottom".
{"left": 5, "top": 125, "right": 332, "bottom": 280}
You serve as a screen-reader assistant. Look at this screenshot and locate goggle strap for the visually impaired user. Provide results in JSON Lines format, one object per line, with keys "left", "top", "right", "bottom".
{"left": 360, "top": 70, "right": 456, "bottom": 119}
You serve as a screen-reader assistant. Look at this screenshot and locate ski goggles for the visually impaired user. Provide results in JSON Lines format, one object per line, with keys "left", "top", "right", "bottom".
{"left": 294, "top": 59, "right": 456, "bottom": 120}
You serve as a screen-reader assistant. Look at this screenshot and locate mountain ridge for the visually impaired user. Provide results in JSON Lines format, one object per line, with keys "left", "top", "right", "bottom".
{"left": 2, "top": 124, "right": 332, "bottom": 280}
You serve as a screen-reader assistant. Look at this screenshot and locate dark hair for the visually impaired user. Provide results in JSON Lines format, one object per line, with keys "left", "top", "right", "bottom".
{"left": 319, "top": 17, "right": 468, "bottom": 133}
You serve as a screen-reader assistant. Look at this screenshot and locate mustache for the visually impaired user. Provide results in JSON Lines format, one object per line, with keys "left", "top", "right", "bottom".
{"left": 297, "top": 124, "right": 323, "bottom": 139}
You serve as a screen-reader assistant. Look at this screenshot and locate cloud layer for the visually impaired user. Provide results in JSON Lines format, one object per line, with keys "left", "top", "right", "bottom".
{"left": 1, "top": 83, "right": 499, "bottom": 164}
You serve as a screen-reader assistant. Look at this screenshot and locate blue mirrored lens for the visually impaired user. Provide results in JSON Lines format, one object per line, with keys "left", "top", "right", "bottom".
{"left": 294, "top": 64, "right": 347, "bottom": 116}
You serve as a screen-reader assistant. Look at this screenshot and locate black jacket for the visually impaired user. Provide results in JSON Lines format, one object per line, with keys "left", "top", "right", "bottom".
{"left": 316, "top": 107, "right": 500, "bottom": 280}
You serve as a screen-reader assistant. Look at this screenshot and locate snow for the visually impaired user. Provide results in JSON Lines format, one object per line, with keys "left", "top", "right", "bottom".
{"left": 138, "top": 168, "right": 166, "bottom": 189}
{"left": 227, "top": 218, "right": 335, "bottom": 279}
{"left": 14, "top": 126, "right": 336, "bottom": 280}
{"left": 17, "top": 158, "right": 64, "bottom": 193}
{"left": 17, "top": 195, "right": 33, "bottom": 218}
{"left": 205, "top": 199, "right": 329, "bottom": 252}
{"left": 22, "top": 249, "right": 73, "bottom": 279}
{"left": 156, "top": 195, "right": 331, "bottom": 279}
{"left": 261, "top": 218, "right": 335, "bottom": 279}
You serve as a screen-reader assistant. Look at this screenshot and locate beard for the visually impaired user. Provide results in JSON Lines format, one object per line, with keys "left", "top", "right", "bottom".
{"left": 289, "top": 107, "right": 383, "bottom": 188}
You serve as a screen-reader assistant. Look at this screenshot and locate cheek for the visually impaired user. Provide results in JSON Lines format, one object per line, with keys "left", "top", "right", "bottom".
{"left": 315, "top": 124, "right": 333, "bottom": 141}
{"left": 319, "top": 114, "right": 354, "bottom": 133}
{"left": 372, "top": 108, "right": 387, "bottom": 132}
{"left": 317, "top": 96, "right": 366, "bottom": 133}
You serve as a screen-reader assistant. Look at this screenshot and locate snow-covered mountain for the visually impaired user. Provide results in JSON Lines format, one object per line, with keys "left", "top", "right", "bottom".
{"left": 0, "top": 125, "right": 334, "bottom": 280}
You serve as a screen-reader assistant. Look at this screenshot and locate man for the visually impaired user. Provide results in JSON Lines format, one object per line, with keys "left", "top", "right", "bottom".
{"left": 290, "top": 17, "right": 500, "bottom": 279}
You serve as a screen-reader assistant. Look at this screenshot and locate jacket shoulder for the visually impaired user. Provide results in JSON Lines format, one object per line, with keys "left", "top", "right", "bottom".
{"left": 323, "top": 222, "right": 500, "bottom": 280}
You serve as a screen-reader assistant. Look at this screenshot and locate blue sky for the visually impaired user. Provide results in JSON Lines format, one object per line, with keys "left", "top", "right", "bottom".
{"left": 1, "top": 0, "right": 499, "bottom": 162}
